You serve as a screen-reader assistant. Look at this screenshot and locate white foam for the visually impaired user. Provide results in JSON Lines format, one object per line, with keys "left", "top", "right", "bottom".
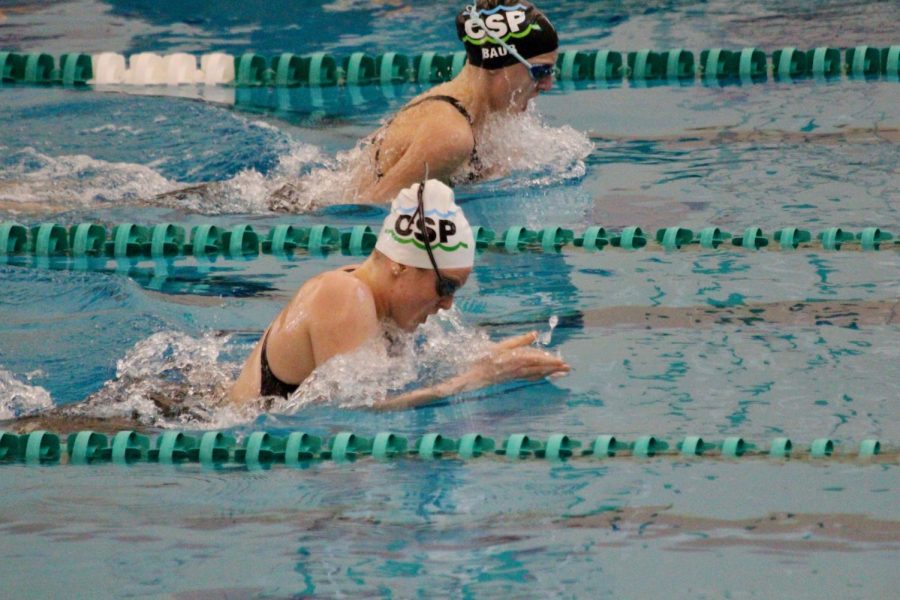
{"left": 472, "top": 105, "right": 593, "bottom": 187}
{"left": 68, "top": 330, "right": 245, "bottom": 429}
{"left": 0, "top": 368, "right": 54, "bottom": 420}
{"left": 0, "top": 146, "right": 175, "bottom": 207}
{"left": 276, "top": 308, "right": 493, "bottom": 411}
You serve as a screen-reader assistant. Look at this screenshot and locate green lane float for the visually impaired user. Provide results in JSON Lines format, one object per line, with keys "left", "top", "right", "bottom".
{"left": 70, "top": 223, "right": 106, "bottom": 256}
{"left": 697, "top": 227, "right": 731, "bottom": 249}
{"left": 112, "top": 430, "right": 150, "bottom": 464}
{"left": 372, "top": 432, "right": 407, "bottom": 460}
{"left": 738, "top": 47, "right": 767, "bottom": 79}
{"left": 414, "top": 51, "right": 450, "bottom": 84}
{"left": 414, "top": 433, "right": 457, "bottom": 459}
{"left": 32, "top": 223, "right": 69, "bottom": 256}
{"left": 305, "top": 52, "right": 338, "bottom": 86}
{"left": 0, "top": 431, "right": 20, "bottom": 462}
{"left": 586, "top": 435, "right": 626, "bottom": 457}
{"left": 859, "top": 439, "right": 881, "bottom": 457}
{"left": 323, "top": 432, "right": 372, "bottom": 461}
{"left": 60, "top": 53, "right": 92, "bottom": 86}
{"left": 1, "top": 51, "right": 24, "bottom": 82}
{"left": 111, "top": 223, "right": 149, "bottom": 258}
{"left": 819, "top": 227, "right": 855, "bottom": 251}
{"left": 341, "top": 225, "right": 376, "bottom": 256}
{"left": 150, "top": 223, "right": 186, "bottom": 258}
{"left": 573, "top": 226, "right": 609, "bottom": 251}
{"left": 656, "top": 227, "right": 694, "bottom": 251}
{"left": 775, "top": 227, "right": 811, "bottom": 250}
{"left": 152, "top": 431, "right": 197, "bottom": 463}
{"left": 22, "top": 430, "right": 61, "bottom": 464}
{"left": 884, "top": 46, "right": 900, "bottom": 75}
{"left": 2, "top": 44, "right": 898, "bottom": 90}
{"left": 499, "top": 434, "right": 543, "bottom": 459}
{"left": 770, "top": 437, "right": 793, "bottom": 458}
{"left": 235, "top": 53, "right": 267, "bottom": 86}
{"left": 632, "top": 435, "right": 667, "bottom": 457}
{"left": 610, "top": 226, "right": 646, "bottom": 249}
{"left": 773, "top": 47, "right": 806, "bottom": 79}
{"left": 66, "top": 431, "right": 109, "bottom": 465}
{"left": 469, "top": 226, "right": 496, "bottom": 250}
{"left": 809, "top": 47, "right": 841, "bottom": 77}
{"left": 376, "top": 52, "right": 409, "bottom": 85}
{"left": 732, "top": 227, "right": 768, "bottom": 249}
{"left": 858, "top": 227, "right": 892, "bottom": 251}
{"left": 627, "top": 49, "right": 663, "bottom": 81}
{"left": 449, "top": 51, "right": 467, "bottom": 78}
{"left": 539, "top": 226, "right": 574, "bottom": 252}
{"left": 458, "top": 433, "right": 495, "bottom": 458}
{"left": 540, "top": 434, "right": 581, "bottom": 460}
{"left": 662, "top": 48, "right": 694, "bottom": 79}
{"left": 272, "top": 53, "right": 303, "bottom": 87}
{"left": 0, "top": 222, "right": 29, "bottom": 255}
{"left": 700, "top": 48, "right": 734, "bottom": 79}
{"left": 0, "top": 221, "right": 894, "bottom": 265}
{"left": 811, "top": 438, "right": 835, "bottom": 458}
{"left": 24, "top": 53, "right": 55, "bottom": 84}
{"left": 343, "top": 52, "right": 376, "bottom": 85}
{"left": 0, "top": 431, "right": 892, "bottom": 466}
{"left": 846, "top": 45, "right": 880, "bottom": 77}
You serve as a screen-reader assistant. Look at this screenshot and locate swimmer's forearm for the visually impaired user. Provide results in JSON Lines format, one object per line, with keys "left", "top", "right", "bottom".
{"left": 373, "top": 371, "right": 478, "bottom": 411}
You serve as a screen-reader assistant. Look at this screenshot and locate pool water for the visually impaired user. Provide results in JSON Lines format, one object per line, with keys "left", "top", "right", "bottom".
{"left": 1, "top": 0, "right": 899, "bottom": 597}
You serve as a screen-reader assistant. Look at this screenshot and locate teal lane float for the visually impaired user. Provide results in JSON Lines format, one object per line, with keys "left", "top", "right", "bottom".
{"left": 1, "top": 222, "right": 895, "bottom": 263}
{"left": 0, "top": 430, "right": 889, "bottom": 466}
{"left": 1, "top": 45, "right": 898, "bottom": 88}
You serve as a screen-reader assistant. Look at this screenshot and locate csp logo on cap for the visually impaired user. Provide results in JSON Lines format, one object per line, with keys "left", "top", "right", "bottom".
{"left": 463, "top": 4, "right": 531, "bottom": 43}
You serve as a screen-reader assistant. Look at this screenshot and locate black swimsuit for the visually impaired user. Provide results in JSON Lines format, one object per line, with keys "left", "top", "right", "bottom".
{"left": 372, "top": 94, "right": 484, "bottom": 182}
{"left": 259, "top": 330, "right": 298, "bottom": 398}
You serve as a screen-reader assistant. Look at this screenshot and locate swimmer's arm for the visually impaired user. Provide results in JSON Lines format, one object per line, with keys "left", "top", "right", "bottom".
{"left": 374, "top": 333, "right": 571, "bottom": 411}
{"left": 364, "top": 112, "right": 475, "bottom": 203}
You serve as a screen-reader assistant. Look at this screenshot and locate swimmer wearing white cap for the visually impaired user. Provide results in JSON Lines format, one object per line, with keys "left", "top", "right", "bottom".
{"left": 229, "top": 179, "right": 569, "bottom": 409}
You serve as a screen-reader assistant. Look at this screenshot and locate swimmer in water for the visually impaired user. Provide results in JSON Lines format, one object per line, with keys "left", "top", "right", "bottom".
{"left": 228, "top": 178, "right": 570, "bottom": 408}
{"left": 267, "top": 0, "right": 559, "bottom": 209}
{"left": 154, "top": 1, "right": 559, "bottom": 212}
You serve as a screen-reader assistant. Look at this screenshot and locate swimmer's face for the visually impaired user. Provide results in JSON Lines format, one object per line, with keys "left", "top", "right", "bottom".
{"left": 505, "top": 50, "right": 557, "bottom": 113}
{"left": 392, "top": 266, "right": 472, "bottom": 331}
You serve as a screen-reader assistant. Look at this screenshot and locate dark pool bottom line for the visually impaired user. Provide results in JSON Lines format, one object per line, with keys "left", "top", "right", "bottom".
{"left": 0, "top": 430, "right": 889, "bottom": 467}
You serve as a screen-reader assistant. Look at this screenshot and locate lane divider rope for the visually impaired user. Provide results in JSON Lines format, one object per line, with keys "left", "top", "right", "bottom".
{"left": 0, "top": 430, "right": 888, "bottom": 466}
{"left": 0, "top": 222, "right": 895, "bottom": 262}
{"left": 0, "top": 45, "right": 897, "bottom": 88}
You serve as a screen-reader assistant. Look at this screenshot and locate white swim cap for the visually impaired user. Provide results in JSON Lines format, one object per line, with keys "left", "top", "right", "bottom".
{"left": 375, "top": 179, "right": 475, "bottom": 270}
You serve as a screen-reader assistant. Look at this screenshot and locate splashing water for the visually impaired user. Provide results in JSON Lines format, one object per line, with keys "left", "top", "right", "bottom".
{"left": 537, "top": 315, "right": 559, "bottom": 347}
{"left": 275, "top": 308, "right": 494, "bottom": 412}
{"left": 0, "top": 146, "right": 175, "bottom": 209}
{"left": 61, "top": 330, "right": 249, "bottom": 430}
{"left": 472, "top": 106, "right": 593, "bottom": 188}
{"left": 0, "top": 105, "right": 592, "bottom": 215}
{"left": 0, "top": 368, "right": 54, "bottom": 420}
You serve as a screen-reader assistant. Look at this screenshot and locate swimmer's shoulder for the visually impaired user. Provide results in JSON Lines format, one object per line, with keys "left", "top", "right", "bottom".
{"left": 296, "top": 269, "right": 376, "bottom": 318}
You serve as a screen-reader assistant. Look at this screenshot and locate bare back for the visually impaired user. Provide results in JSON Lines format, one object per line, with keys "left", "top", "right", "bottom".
{"left": 228, "top": 269, "right": 380, "bottom": 403}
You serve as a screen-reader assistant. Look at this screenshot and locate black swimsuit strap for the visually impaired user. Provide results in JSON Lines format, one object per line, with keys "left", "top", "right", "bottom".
{"left": 259, "top": 330, "right": 299, "bottom": 398}
{"left": 373, "top": 95, "right": 481, "bottom": 180}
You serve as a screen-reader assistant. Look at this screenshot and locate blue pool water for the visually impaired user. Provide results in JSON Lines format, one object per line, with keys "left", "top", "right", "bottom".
{"left": 1, "top": 0, "right": 899, "bottom": 597}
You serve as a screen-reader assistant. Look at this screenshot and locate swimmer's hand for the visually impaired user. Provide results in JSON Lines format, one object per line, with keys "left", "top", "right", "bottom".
{"left": 470, "top": 331, "right": 571, "bottom": 386}
{"left": 374, "top": 331, "right": 570, "bottom": 411}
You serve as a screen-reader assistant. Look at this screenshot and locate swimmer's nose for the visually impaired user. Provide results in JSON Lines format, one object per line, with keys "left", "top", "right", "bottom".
{"left": 537, "top": 75, "right": 554, "bottom": 92}
{"left": 437, "top": 295, "right": 454, "bottom": 310}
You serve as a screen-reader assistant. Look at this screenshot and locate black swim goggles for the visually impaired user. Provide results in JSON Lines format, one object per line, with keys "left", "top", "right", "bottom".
{"left": 416, "top": 181, "right": 462, "bottom": 298}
